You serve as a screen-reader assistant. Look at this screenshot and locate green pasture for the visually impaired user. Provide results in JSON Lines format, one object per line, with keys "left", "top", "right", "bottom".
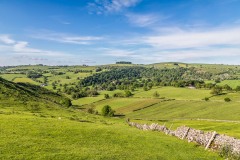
{"left": 210, "top": 92, "right": 240, "bottom": 101}
{"left": 127, "top": 100, "right": 240, "bottom": 121}
{"left": 13, "top": 77, "right": 40, "bottom": 85}
{"left": 0, "top": 114, "right": 221, "bottom": 160}
{"left": 133, "top": 87, "right": 211, "bottom": 100}
{"left": 91, "top": 98, "right": 161, "bottom": 115}
{"left": 218, "top": 80, "right": 240, "bottom": 89}
{"left": 0, "top": 73, "right": 27, "bottom": 81}
{"left": 72, "top": 96, "right": 105, "bottom": 106}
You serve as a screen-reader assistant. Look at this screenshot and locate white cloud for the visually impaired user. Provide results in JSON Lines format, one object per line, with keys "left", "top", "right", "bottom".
{"left": 0, "top": 35, "right": 15, "bottom": 44}
{"left": 88, "top": 0, "right": 141, "bottom": 14}
{"left": 0, "top": 35, "right": 69, "bottom": 57}
{"left": 102, "top": 48, "right": 136, "bottom": 57}
{"left": 142, "top": 26, "right": 240, "bottom": 49}
{"left": 32, "top": 31, "right": 103, "bottom": 45}
{"left": 102, "top": 25, "right": 240, "bottom": 64}
{"left": 126, "top": 13, "right": 160, "bottom": 27}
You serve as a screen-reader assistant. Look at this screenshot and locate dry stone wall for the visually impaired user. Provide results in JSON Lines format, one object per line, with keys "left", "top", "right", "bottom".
{"left": 127, "top": 120, "right": 240, "bottom": 154}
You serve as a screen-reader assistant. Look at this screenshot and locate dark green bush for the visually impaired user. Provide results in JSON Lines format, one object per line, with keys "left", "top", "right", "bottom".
{"left": 224, "top": 97, "right": 231, "bottom": 102}
{"left": 101, "top": 105, "right": 115, "bottom": 117}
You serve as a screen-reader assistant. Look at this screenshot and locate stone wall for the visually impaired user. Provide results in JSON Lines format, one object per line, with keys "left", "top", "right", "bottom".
{"left": 127, "top": 120, "right": 240, "bottom": 154}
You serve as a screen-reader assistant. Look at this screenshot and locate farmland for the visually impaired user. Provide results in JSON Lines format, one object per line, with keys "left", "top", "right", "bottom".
{"left": 1, "top": 62, "right": 240, "bottom": 159}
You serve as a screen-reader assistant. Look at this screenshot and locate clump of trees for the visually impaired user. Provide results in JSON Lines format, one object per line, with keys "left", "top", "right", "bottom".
{"left": 211, "top": 86, "right": 223, "bottom": 95}
{"left": 116, "top": 61, "right": 132, "bottom": 64}
{"left": 26, "top": 71, "right": 42, "bottom": 78}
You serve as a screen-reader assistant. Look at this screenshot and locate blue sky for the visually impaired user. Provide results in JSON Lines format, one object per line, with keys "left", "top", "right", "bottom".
{"left": 0, "top": 0, "right": 240, "bottom": 66}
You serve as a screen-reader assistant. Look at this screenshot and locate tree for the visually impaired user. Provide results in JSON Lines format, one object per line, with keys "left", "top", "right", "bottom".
{"left": 61, "top": 98, "right": 72, "bottom": 107}
{"left": 215, "top": 78, "right": 221, "bottom": 83}
{"left": 153, "top": 91, "right": 160, "bottom": 98}
{"left": 95, "top": 68, "right": 102, "bottom": 72}
{"left": 211, "top": 86, "right": 222, "bottom": 95}
{"left": 143, "top": 85, "right": 148, "bottom": 91}
{"left": 224, "top": 97, "right": 231, "bottom": 102}
{"left": 236, "top": 86, "right": 240, "bottom": 92}
{"left": 104, "top": 94, "right": 110, "bottom": 99}
{"left": 87, "top": 104, "right": 98, "bottom": 114}
{"left": 125, "top": 90, "right": 133, "bottom": 97}
{"left": 204, "top": 97, "right": 209, "bottom": 101}
{"left": 223, "top": 84, "right": 232, "bottom": 91}
{"left": 101, "top": 105, "right": 115, "bottom": 117}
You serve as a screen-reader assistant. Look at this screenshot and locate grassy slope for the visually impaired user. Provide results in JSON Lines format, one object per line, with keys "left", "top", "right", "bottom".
{"left": 0, "top": 73, "right": 27, "bottom": 81}
{"left": 127, "top": 100, "right": 240, "bottom": 120}
{"left": 92, "top": 98, "right": 162, "bottom": 114}
{"left": 0, "top": 114, "right": 221, "bottom": 160}
{"left": 13, "top": 77, "right": 40, "bottom": 85}
{"left": 133, "top": 87, "right": 211, "bottom": 100}
{"left": 218, "top": 80, "right": 240, "bottom": 89}
{"left": 0, "top": 77, "right": 221, "bottom": 159}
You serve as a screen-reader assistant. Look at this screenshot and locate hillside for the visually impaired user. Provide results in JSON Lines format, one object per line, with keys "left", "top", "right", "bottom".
{"left": 0, "top": 77, "right": 71, "bottom": 116}
{"left": 2, "top": 63, "right": 240, "bottom": 159}
{"left": 0, "top": 77, "right": 222, "bottom": 159}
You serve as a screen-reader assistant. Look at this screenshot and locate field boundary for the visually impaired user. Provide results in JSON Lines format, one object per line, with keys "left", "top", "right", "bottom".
{"left": 127, "top": 120, "right": 240, "bottom": 155}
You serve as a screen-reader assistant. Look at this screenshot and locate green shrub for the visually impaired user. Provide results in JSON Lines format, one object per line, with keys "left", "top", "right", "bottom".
{"left": 204, "top": 97, "right": 209, "bottom": 101}
{"left": 153, "top": 91, "right": 160, "bottom": 98}
{"left": 101, "top": 105, "right": 115, "bottom": 117}
{"left": 87, "top": 105, "right": 98, "bottom": 114}
{"left": 125, "top": 90, "right": 133, "bottom": 97}
{"left": 224, "top": 97, "right": 231, "bottom": 102}
{"left": 104, "top": 94, "right": 110, "bottom": 99}
{"left": 61, "top": 98, "right": 72, "bottom": 107}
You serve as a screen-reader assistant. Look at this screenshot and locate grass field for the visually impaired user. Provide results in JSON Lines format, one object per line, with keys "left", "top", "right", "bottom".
{"left": 0, "top": 114, "right": 222, "bottom": 160}
{"left": 92, "top": 98, "right": 162, "bottom": 115}
{"left": 13, "top": 77, "right": 40, "bottom": 85}
{"left": 3, "top": 64, "right": 240, "bottom": 159}
{"left": 0, "top": 74, "right": 27, "bottom": 81}
{"left": 127, "top": 100, "right": 240, "bottom": 121}
{"left": 72, "top": 96, "right": 105, "bottom": 106}
{"left": 205, "top": 80, "right": 240, "bottom": 89}
{"left": 133, "top": 87, "right": 211, "bottom": 100}
{"left": 210, "top": 92, "right": 240, "bottom": 101}
{"left": 218, "top": 80, "right": 240, "bottom": 89}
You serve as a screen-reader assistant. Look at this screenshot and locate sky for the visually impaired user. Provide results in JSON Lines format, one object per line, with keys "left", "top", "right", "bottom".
{"left": 0, "top": 0, "right": 240, "bottom": 66}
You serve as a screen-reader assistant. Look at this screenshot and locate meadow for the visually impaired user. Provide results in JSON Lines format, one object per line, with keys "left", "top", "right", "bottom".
{"left": 2, "top": 63, "right": 240, "bottom": 159}
{"left": 0, "top": 114, "right": 222, "bottom": 160}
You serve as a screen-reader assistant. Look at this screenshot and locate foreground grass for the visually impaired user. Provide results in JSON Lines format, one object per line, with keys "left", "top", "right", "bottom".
{"left": 0, "top": 114, "right": 221, "bottom": 160}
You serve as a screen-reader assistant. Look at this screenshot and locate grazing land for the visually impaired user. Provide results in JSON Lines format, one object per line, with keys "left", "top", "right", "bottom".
{"left": 2, "top": 62, "right": 240, "bottom": 159}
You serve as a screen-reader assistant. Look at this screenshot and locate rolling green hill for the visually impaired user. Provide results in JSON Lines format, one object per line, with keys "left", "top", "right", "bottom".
{"left": 0, "top": 77, "right": 222, "bottom": 159}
